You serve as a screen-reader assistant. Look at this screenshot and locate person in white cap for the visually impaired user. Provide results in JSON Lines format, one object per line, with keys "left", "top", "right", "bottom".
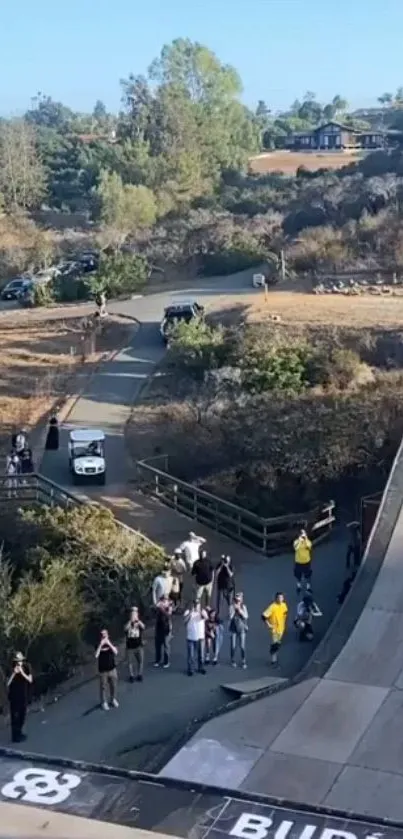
{"left": 7, "top": 652, "right": 32, "bottom": 742}
{"left": 178, "top": 530, "right": 206, "bottom": 571}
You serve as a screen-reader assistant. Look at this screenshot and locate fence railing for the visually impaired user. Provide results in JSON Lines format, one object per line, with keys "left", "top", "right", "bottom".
{"left": 0, "top": 472, "right": 161, "bottom": 552}
{"left": 136, "top": 456, "right": 336, "bottom": 555}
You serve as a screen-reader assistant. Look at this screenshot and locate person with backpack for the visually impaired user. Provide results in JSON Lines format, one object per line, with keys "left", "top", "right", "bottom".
{"left": 294, "top": 593, "right": 322, "bottom": 642}
{"left": 229, "top": 592, "right": 248, "bottom": 668}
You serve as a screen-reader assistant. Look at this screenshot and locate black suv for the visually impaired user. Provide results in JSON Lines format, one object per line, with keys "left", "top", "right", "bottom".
{"left": 160, "top": 300, "right": 204, "bottom": 344}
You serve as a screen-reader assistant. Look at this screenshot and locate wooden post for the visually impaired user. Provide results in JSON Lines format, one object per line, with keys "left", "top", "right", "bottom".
{"left": 264, "top": 281, "right": 268, "bottom": 303}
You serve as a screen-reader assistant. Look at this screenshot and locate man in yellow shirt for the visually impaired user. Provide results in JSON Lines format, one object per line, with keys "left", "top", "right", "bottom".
{"left": 262, "top": 592, "right": 288, "bottom": 666}
{"left": 293, "top": 528, "right": 312, "bottom": 594}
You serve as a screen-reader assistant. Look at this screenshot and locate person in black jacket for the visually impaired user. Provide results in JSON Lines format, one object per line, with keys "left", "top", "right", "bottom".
{"left": 215, "top": 555, "right": 234, "bottom": 615}
{"left": 20, "top": 445, "right": 34, "bottom": 476}
{"left": 95, "top": 629, "right": 119, "bottom": 710}
{"left": 7, "top": 652, "right": 33, "bottom": 743}
{"left": 45, "top": 416, "right": 59, "bottom": 451}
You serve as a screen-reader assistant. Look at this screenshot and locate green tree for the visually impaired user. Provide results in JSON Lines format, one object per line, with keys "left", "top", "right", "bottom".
{"left": 0, "top": 119, "right": 47, "bottom": 212}
{"left": 169, "top": 320, "right": 230, "bottom": 379}
{"left": 378, "top": 92, "right": 393, "bottom": 107}
{"left": 241, "top": 338, "right": 310, "bottom": 395}
{"left": 93, "top": 252, "right": 149, "bottom": 298}
{"left": 149, "top": 38, "right": 242, "bottom": 104}
{"left": 25, "top": 93, "right": 74, "bottom": 132}
{"left": 96, "top": 169, "right": 157, "bottom": 249}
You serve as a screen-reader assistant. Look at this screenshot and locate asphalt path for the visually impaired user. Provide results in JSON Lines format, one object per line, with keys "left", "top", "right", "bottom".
{"left": 8, "top": 269, "right": 347, "bottom": 770}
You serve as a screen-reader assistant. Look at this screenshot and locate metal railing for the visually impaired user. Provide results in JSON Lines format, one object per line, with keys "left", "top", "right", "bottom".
{"left": 0, "top": 472, "right": 161, "bottom": 552}
{"left": 0, "top": 473, "right": 80, "bottom": 508}
{"left": 136, "top": 455, "right": 336, "bottom": 555}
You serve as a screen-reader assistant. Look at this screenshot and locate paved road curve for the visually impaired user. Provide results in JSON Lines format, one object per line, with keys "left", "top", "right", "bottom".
{"left": 5, "top": 269, "right": 347, "bottom": 770}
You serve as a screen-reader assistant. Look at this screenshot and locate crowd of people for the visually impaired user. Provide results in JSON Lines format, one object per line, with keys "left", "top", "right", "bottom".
{"left": 4, "top": 417, "right": 60, "bottom": 497}
{"left": 6, "top": 521, "right": 363, "bottom": 737}
{"left": 95, "top": 527, "right": 325, "bottom": 710}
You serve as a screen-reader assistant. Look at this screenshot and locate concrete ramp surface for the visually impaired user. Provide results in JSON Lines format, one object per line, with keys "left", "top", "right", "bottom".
{"left": 160, "top": 438, "right": 403, "bottom": 823}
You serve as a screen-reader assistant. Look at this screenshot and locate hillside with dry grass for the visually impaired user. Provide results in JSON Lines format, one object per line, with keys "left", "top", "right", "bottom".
{"left": 249, "top": 150, "right": 362, "bottom": 175}
{"left": 0, "top": 309, "right": 134, "bottom": 458}
{"left": 127, "top": 287, "right": 403, "bottom": 517}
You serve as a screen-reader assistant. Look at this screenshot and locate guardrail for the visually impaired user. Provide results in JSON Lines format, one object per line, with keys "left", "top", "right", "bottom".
{"left": 136, "top": 456, "right": 336, "bottom": 555}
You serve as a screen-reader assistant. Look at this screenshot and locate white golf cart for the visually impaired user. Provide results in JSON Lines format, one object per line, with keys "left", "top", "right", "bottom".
{"left": 68, "top": 428, "right": 106, "bottom": 485}
{"left": 252, "top": 273, "right": 267, "bottom": 289}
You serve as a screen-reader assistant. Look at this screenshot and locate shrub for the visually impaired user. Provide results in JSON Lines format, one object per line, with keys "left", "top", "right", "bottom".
{"left": 92, "top": 252, "right": 149, "bottom": 299}
{"left": 201, "top": 230, "right": 268, "bottom": 276}
{"left": 0, "top": 503, "right": 165, "bottom": 699}
{"left": 52, "top": 273, "right": 92, "bottom": 303}
{"left": 168, "top": 320, "right": 234, "bottom": 380}
{"left": 241, "top": 341, "right": 309, "bottom": 394}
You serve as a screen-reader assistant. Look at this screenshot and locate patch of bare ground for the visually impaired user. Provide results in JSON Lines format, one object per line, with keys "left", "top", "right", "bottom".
{"left": 248, "top": 150, "right": 361, "bottom": 175}
{"left": 0, "top": 312, "right": 134, "bottom": 457}
{"left": 219, "top": 286, "right": 403, "bottom": 328}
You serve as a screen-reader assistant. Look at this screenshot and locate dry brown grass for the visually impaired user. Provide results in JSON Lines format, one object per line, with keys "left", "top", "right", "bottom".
{"left": 249, "top": 150, "right": 361, "bottom": 175}
{"left": 0, "top": 310, "right": 134, "bottom": 456}
{"left": 219, "top": 287, "right": 403, "bottom": 328}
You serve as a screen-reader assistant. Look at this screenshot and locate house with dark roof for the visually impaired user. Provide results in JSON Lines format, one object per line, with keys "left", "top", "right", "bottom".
{"left": 288, "top": 121, "right": 386, "bottom": 152}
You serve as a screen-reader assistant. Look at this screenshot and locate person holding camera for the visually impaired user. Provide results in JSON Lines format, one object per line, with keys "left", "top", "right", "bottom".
{"left": 125, "top": 607, "right": 145, "bottom": 682}
{"left": 293, "top": 528, "right": 313, "bottom": 593}
{"left": 7, "top": 652, "right": 33, "bottom": 743}
{"left": 95, "top": 629, "right": 119, "bottom": 710}
{"left": 229, "top": 592, "right": 249, "bottom": 668}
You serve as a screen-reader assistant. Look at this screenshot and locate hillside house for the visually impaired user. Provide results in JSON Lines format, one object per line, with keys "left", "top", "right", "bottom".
{"left": 289, "top": 121, "right": 386, "bottom": 152}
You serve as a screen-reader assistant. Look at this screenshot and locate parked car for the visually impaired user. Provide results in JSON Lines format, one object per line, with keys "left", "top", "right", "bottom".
{"left": 160, "top": 300, "right": 205, "bottom": 344}
{"left": 1, "top": 278, "right": 32, "bottom": 301}
{"left": 77, "top": 251, "right": 99, "bottom": 273}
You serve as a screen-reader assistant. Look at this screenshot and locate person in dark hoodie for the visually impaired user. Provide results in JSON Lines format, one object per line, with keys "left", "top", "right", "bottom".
{"left": 45, "top": 416, "right": 59, "bottom": 451}
{"left": 20, "top": 445, "right": 34, "bottom": 476}
{"left": 215, "top": 554, "right": 235, "bottom": 614}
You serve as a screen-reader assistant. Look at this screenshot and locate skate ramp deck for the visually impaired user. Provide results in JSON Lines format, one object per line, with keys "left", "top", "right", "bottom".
{"left": 160, "top": 438, "right": 403, "bottom": 822}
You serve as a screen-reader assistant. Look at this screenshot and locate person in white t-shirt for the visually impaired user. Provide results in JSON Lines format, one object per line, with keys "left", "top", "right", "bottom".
{"left": 184, "top": 600, "right": 208, "bottom": 676}
{"left": 178, "top": 531, "right": 206, "bottom": 571}
{"left": 151, "top": 566, "right": 172, "bottom": 606}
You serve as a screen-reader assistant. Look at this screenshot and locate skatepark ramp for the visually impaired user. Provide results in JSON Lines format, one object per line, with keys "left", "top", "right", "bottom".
{"left": 1, "top": 748, "right": 403, "bottom": 837}
{"left": 158, "top": 436, "right": 403, "bottom": 822}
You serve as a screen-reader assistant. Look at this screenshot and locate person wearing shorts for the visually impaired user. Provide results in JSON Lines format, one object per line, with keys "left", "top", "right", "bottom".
{"left": 262, "top": 593, "right": 288, "bottom": 666}
{"left": 293, "top": 528, "right": 312, "bottom": 593}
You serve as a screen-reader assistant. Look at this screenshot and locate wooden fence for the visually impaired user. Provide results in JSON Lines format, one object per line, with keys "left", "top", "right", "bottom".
{"left": 136, "top": 455, "right": 336, "bottom": 555}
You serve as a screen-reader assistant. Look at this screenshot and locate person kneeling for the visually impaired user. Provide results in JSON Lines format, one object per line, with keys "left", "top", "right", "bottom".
{"left": 294, "top": 594, "right": 322, "bottom": 642}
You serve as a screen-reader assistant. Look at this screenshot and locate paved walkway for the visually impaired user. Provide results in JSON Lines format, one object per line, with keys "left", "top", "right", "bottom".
{"left": 160, "top": 440, "right": 403, "bottom": 822}
{"left": 4, "top": 306, "right": 347, "bottom": 770}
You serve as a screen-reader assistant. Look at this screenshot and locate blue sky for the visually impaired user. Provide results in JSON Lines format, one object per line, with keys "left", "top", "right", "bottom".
{"left": 2, "top": 0, "right": 403, "bottom": 115}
